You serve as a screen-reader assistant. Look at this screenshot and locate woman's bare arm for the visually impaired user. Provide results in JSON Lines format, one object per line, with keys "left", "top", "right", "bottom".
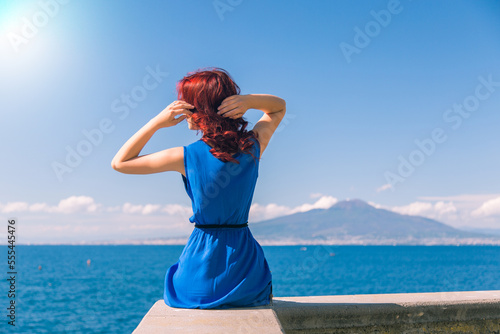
{"left": 112, "top": 118, "right": 158, "bottom": 170}
{"left": 246, "top": 94, "right": 286, "bottom": 156}
{"left": 245, "top": 94, "right": 286, "bottom": 115}
{"left": 111, "top": 101, "right": 193, "bottom": 174}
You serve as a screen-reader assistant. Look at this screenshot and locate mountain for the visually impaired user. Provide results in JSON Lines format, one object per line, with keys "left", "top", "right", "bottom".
{"left": 457, "top": 227, "right": 500, "bottom": 237}
{"left": 249, "top": 199, "right": 500, "bottom": 245}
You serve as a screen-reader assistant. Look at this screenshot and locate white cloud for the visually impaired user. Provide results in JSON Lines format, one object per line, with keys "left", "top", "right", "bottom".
{"left": 0, "top": 201, "right": 87, "bottom": 214}
{"left": 0, "top": 196, "right": 191, "bottom": 216}
{"left": 57, "top": 196, "right": 99, "bottom": 214}
{"left": 1, "top": 196, "right": 99, "bottom": 214}
{"left": 417, "top": 194, "right": 500, "bottom": 214}
{"left": 471, "top": 196, "right": 500, "bottom": 217}
{"left": 122, "top": 203, "right": 192, "bottom": 216}
{"left": 376, "top": 183, "right": 393, "bottom": 193}
{"left": 161, "top": 204, "right": 192, "bottom": 215}
{"left": 363, "top": 195, "right": 500, "bottom": 229}
{"left": 249, "top": 203, "right": 292, "bottom": 222}
{"left": 1, "top": 201, "right": 29, "bottom": 213}
{"left": 391, "top": 201, "right": 457, "bottom": 220}
{"left": 123, "top": 203, "right": 160, "bottom": 215}
{"left": 418, "top": 194, "right": 500, "bottom": 203}
{"left": 141, "top": 204, "right": 161, "bottom": 215}
{"left": 434, "top": 201, "right": 457, "bottom": 215}
{"left": 290, "top": 196, "right": 338, "bottom": 214}
{"left": 367, "top": 201, "right": 383, "bottom": 209}
{"left": 392, "top": 201, "right": 432, "bottom": 216}
{"left": 250, "top": 195, "right": 338, "bottom": 222}
{"left": 29, "top": 203, "right": 52, "bottom": 212}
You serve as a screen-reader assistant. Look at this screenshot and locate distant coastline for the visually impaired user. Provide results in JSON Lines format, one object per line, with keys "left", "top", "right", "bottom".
{"left": 5, "top": 236, "right": 500, "bottom": 246}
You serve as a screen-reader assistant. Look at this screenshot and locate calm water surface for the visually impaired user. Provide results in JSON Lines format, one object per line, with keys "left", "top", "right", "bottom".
{"left": 1, "top": 245, "right": 499, "bottom": 333}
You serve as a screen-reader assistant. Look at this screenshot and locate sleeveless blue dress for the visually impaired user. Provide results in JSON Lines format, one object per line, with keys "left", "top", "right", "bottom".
{"left": 164, "top": 137, "right": 273, "bottom": 309}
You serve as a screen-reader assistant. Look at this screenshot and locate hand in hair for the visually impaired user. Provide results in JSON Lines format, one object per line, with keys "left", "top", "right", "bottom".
{"left": 217, "top": 95, "right": 251, "bottom": 119}
{"left": 153, "top": 100, "right": 195, "bottom": 128}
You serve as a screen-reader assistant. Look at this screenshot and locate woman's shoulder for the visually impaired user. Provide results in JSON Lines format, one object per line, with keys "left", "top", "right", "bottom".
{"left": 182, "top": 140, "right": 205, "bottom": 159}
{"left": 185, "top": 139, "right": 205, "bottom": 149}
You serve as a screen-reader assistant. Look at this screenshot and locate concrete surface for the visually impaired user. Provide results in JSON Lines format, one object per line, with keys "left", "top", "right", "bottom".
{"left": 134, "top": 291, "right": 500, "bottom": 333}
{"left": 274, "top": 290, "right": 500, "bottom": 333}
{"left": 132, "top": 300, "right": 284, "bottom": 334}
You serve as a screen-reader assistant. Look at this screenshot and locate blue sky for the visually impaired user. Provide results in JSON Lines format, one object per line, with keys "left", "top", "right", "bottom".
{"left": 1, "top": 0, "right": 500, "bottom": 243}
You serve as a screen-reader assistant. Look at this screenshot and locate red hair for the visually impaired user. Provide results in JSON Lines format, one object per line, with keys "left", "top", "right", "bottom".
{"left": 177, "top": 68, "right": 259, "bottom": 164}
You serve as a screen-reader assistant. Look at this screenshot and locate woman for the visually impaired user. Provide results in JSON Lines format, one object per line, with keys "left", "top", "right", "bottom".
{"left": 111, "top": 68, "right": 286, "bottom": 309}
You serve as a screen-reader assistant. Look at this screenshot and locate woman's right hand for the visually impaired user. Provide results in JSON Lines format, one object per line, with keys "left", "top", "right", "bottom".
{"left": 217, "top": 95, "right": 251, "bottom": 119}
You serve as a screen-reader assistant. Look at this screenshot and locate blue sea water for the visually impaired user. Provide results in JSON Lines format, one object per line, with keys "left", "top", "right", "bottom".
{"left": 1, "top": 245, "right": 499, "bottom": 333}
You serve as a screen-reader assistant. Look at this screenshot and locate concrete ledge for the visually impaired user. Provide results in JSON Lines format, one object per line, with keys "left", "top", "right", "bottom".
{"left": 132, "top": 301, "right": 284, "bottom": 334}
{"left": 274, "top": 290, "right": 500, "bottom": 333}
{"left": 134, "top": 291, "right": 500, "bottom": 333}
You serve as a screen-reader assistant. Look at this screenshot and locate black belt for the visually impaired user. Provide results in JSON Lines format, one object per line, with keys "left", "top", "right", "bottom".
{"left": 195, "top": 222, "right": 248, "bottom": 229}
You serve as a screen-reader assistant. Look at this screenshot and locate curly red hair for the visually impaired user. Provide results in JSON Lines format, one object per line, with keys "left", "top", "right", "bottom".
{"left": 177, "top": 68, "right": 259, "bottom": 164}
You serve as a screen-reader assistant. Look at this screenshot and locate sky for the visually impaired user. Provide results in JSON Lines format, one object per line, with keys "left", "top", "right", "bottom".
{"left": 1, "top": 0, "right": 500, "bottom": 244}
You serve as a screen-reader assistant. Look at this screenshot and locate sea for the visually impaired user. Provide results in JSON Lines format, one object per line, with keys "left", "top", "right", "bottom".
{"left": 1, "top": 245, "right": 499, "bottom": 333}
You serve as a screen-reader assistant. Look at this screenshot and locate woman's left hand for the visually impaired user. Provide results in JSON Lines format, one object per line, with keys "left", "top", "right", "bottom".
{"left": 153, "top": 101, "right": 195, "bottom": 128}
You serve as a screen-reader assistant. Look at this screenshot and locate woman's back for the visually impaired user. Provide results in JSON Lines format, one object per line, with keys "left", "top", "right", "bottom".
{"left": 182, "top": 137, "right": 260, "bottom": 226}
{"left": 164, "top": 136, "right": 273, "bottom": 309}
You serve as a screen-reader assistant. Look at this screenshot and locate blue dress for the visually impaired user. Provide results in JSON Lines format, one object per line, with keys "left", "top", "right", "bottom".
{"left": 164, "top": 137, "right": 273, "bottom": 309}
